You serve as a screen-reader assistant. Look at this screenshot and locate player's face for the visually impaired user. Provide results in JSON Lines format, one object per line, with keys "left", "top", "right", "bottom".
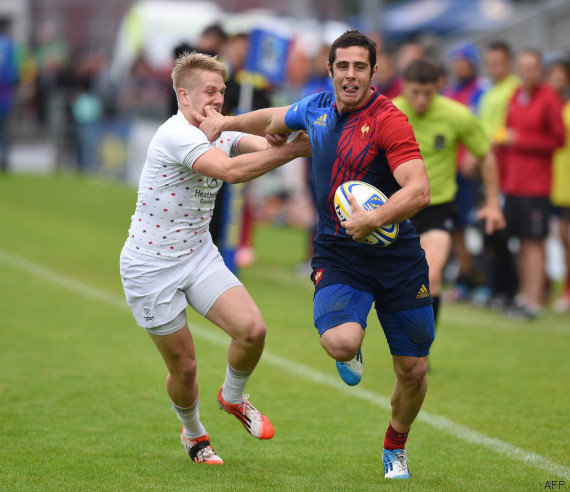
{"left": 328, "top": 46, "right": 378, "bottom": 113}
{"left": 186, "top": 70, "right": 226, "bottom": 116}
{"left": 402, "top": 81, "right": 438, "bottom": 114}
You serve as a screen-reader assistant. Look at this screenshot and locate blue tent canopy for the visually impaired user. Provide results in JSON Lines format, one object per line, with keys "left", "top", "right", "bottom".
{"left": 380, "top": 0, "right": 514, "bottom": 40}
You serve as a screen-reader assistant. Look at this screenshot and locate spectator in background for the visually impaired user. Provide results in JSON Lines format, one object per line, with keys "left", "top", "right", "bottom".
{"left": 375, "top": 47, "right": 402, "bottom": 99}
{"left": 396, "top": 41, "right": 425, "bottom": 74}
{"left": 548, "top": 58, "right": 570, "bottom": 312}
{"left": 195, "top": 23, "right": 228, "bottom": 57}
{"left": 0, "top": 24, "right": 18, "bottom": 173}
{"left": 446, "top": 43, "right": 488, "bottom": 112}
{"left": 299, "top": 44, "right": 334, "bottom": 98}
{"left": 34, "top": 22, "right": 70, "bottom": 126}
{"left": 121, "top": 55, "right": 168, "bottom": 119}
{"left": 478, "top": 41, "right": 521, "bottom": 312}
{"left": 499, "top": 49, "right": 566, "bottom": 318}
{"left": 222, "top": 33, "right": 271, "bottom": 115}
{"left": 71, "top": 76, "right": 103, "bottom": 172}
{"left": 222, "top": 32, "right": 273, "bottom": 268}
{"left": 296, "top": 43, "right": 334, "bottom": 275}
{"left": 445, "top": 43, "right": 489, "bottom": 300}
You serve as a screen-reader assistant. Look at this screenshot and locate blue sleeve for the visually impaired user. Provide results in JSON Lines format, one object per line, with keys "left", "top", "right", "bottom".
{"left": 284, "top": 92, "right": 322, "bottom": 130}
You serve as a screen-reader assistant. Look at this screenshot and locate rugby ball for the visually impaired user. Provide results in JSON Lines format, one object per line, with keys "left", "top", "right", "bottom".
{"left": 334, "top": 181, "right": 398, "bottom": 246}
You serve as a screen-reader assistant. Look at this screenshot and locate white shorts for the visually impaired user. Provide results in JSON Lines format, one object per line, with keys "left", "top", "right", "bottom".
{"left": 119, "top": 238, "right": 242, "bottom": 336}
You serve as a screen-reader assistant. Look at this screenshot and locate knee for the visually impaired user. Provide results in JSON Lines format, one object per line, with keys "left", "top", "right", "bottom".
{"left": 171, "top": 358, "right": 198, "bottom": 387}
{"left": 395, "top": 358, "right": 427, "bottom": 390}
{"left": 236, "top": 315, "right": 266, "bottom": 347}
{"left": 321, "top": 334, "right": 359, "bottom": 362}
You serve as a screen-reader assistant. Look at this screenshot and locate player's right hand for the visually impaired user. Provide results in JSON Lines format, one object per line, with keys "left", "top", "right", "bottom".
{"left": 195, "top": 106, "right": 225, "bottom": 142}
{"left": 342, "top": 194, "right": 376, "bottom": 242}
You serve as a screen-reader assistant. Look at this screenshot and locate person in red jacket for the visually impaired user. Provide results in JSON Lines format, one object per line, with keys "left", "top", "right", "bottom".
{"left": 499, "top": 49, "right": 566, "bottom": 318}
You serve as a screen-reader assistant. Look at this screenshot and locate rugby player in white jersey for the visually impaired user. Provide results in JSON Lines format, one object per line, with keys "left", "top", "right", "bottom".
{"left": 119, "top": 52, "right": 310, "bottom": 465}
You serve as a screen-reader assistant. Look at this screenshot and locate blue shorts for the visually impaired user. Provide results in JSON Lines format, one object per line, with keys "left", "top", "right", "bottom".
{"left": 313, "top": 284, "right": 435, "bottom": 357}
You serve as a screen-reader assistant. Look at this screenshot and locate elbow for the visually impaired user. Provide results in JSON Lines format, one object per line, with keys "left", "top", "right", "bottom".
{"left": 225, "top": 171, "right": 241, "bottom": 184}
{"left": 225, "top": 170, "right": 252, "bottom": 184}
{"left": 223, "top": 163, "right": 243, "bottom": 184}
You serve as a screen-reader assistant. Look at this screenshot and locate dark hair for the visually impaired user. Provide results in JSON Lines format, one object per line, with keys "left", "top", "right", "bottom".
{"left": 519, "top": 48, "right": 543, "bottom": 66}
{"left": 201, "top": 23, "right": 228, "bottom": 41}
{"left": 485, "top": 40, "right": 512, "bottom": 58}
{"left": 548, "top": 58, "right": 570, "bottom": 80}
{"left": 329, "top": 30, "right": 377, "bottom": 76}
{"left": 402, "top": 58, "right": 441, "bottom": 84}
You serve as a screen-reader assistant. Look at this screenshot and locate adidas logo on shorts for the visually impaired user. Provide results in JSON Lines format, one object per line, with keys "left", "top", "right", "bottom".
{"left": 416, "top": 285, "right": 430, "bottom": 299}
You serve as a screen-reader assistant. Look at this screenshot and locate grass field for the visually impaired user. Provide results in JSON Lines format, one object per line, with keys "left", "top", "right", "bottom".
{"left": 0, "top": 174, "right": 568, "bottom": 490}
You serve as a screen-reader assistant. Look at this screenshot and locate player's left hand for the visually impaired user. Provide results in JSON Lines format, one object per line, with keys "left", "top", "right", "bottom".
{"left": 477, "top": 202, "right": 506, "bottom": 235}
{"left": 265, "top": 133, "right": 290, "bottom": 147}
{"left": 195, "top": 105, "right": 225, "bottom": 141}
{"left": 341, "top": 194, "right": 377, "bottom": 242}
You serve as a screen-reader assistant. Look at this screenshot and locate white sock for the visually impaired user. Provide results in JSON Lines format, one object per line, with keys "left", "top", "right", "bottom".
{"left": 171, "top": 398, "right": 206, "bottom": 440}
{"left": 221, "top": 364, "right": 252, "bottom": 404}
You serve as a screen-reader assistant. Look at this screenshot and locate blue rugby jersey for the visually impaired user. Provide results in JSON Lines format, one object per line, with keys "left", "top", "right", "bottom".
{"left": 285, "top": 88, "right": 431, "bottom": 310}
{"left": 285, "top": 88, "right": 422, "bottom": 242}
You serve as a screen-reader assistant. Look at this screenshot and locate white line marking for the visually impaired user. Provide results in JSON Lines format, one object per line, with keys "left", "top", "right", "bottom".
{"left": 1, "top": 248, "right": 568, "bottom": 479}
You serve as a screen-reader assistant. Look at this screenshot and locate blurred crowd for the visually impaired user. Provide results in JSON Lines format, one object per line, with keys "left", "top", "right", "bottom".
{"left": 0, "top": 20, "right": 569, "bottom": 319}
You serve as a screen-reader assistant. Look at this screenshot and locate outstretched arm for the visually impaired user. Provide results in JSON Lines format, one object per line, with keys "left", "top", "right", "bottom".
{"left": 195, "top": 106, "right": 291, "bottom": 141}
{"left": 193, "top": 131, "right": 311, "bottom": 184}
{"left": 342, "top": 158, "right": 430, "bottom": 241}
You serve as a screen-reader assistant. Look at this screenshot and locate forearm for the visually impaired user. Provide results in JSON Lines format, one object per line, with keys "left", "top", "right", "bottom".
{"left": 479, "top": 152, "right": 501, "bottom": 206}
{"left": 224, "top": 145, "right": 298, "bottom": 184}
{"left": 222, "top": 108, "right": 289, "bottom": 137}
{"left": 372, "top": 182, "right": 430, "bottom": 226}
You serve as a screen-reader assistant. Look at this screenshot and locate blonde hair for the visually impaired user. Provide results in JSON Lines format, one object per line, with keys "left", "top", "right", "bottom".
{"left": 171, "top": 51, "right": 228, "bottom": 94}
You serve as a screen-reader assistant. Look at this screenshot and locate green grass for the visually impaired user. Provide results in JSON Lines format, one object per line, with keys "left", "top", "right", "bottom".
{"left": 0, "top": 174, "right": 568, "bottom": 490}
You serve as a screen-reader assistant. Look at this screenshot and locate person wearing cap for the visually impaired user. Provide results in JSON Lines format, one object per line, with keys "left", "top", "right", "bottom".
{"left": 444, "top": 43, "right": 489, "bottom": 301}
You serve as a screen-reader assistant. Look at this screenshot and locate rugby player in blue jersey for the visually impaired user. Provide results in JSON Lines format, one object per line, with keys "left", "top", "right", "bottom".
{"left": 196, "top": 30, "right": 434, "bottom": 479}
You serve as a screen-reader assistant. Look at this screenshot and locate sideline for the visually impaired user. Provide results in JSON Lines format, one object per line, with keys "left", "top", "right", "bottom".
{"left": 1, "top": 247, "right": 567, "bottom": 480}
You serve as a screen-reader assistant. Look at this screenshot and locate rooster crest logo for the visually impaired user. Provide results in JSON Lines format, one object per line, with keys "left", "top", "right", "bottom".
{"left": 361, "top": 124, "right": 370, "bottom": 137}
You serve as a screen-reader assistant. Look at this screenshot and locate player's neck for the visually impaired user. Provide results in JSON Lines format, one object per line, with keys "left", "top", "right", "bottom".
{"left": 336, "top": 87, "right": 375, "bottom": 114}
{"left": 179, "top": 105, "right": 198, "bottom": 127}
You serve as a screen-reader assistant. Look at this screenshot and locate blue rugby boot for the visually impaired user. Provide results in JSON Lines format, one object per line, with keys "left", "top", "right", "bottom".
{"left": 382, "top": 448, "right": 410, "bottom": 479}
{"left": 336, "top": 348, "right": 363, "bottom": 386}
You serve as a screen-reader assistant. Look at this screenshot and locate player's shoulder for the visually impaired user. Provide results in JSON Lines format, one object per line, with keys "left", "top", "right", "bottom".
{"left": 370, "top": 92, "right": 408, "bottom": 122}
{"left": 295, "top": 90, "right": 335, "bottom": 112}
{"left": 155, "top": 113, "right": 207, "bottom": 144}
{"left": 434, "top": 95, "right": 476, "bottom": 119}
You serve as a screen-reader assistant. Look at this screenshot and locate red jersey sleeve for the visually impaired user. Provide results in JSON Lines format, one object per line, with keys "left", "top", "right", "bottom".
{"left": 376, "top": 105, "right": 423, "bottom": 172}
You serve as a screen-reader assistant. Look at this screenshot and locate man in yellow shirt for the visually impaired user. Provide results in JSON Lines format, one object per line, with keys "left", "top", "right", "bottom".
{"left": 394, "top": 58, "right": 505, "bottom": 329}
{"left": 478, "top": 41, "right": 520, "bottom": 313}
{"left": 548, "top": 59, "right": 570, "bottom": 312}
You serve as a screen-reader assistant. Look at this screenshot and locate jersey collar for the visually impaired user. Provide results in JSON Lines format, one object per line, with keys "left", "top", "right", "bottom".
{"left": 334, "top": 87, "right": 379, "bottom": 115}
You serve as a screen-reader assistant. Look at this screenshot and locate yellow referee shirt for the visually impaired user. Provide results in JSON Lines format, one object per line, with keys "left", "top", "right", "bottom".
{"left": 393, "top": 94, "right": 490, "bottom": 205}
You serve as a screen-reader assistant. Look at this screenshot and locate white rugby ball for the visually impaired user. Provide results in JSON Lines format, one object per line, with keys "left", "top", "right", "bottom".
{"left": 334, "top": 181, "right": 398, "bottom": 246}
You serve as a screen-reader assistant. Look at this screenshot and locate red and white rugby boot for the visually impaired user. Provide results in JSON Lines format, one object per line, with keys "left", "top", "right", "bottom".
{"left": 180, "top": 431, "right": 223, "bottom": 465}
{"left": 217, "top": 387, "right": 274, "bottom": 440}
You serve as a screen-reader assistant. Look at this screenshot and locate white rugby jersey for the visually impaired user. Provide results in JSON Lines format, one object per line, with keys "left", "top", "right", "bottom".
{"left": 125, "top": 111, "right": 245, "bottom": 258}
